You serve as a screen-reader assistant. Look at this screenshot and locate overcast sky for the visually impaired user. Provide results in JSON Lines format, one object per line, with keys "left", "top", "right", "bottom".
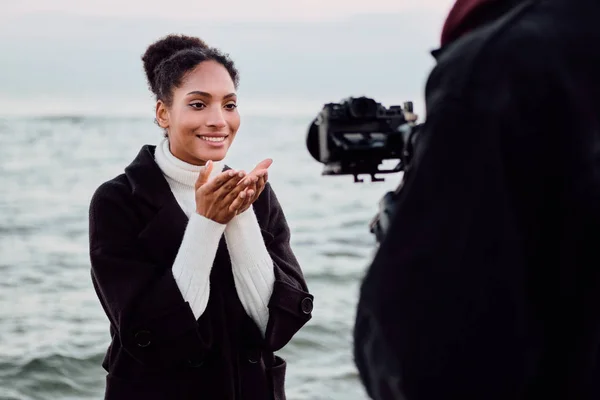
{"left": 3, "top": 0, "right": 455, "bottom": 21}
{"left": 0, "top": 0, "right": 456, "bottom": 116}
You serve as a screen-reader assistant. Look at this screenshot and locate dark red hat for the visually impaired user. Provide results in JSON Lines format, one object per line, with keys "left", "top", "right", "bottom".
{"left": 441, "top": 0, "right": 500, "bottom": 46}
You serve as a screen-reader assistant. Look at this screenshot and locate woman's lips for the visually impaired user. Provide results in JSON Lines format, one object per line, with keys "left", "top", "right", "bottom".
{"left": 196, "top": 135, "right": 228, "bottom": 147}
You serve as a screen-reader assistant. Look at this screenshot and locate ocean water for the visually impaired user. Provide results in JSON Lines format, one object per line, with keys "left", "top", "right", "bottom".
{"left": 0, "top": 114, "right": 403, "bottom": 400}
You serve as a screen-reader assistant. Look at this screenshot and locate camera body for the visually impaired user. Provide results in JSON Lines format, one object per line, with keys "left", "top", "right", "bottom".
{"left": 307, "top": 96, "right": 421, "bottom": 241}
{"left": 306, "top": 96, "right": 417, "bottom": 183}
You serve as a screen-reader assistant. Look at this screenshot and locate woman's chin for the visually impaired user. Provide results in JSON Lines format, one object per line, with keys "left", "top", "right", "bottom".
{"left": 195, "top": 148, "right": 228, "bottom": 163}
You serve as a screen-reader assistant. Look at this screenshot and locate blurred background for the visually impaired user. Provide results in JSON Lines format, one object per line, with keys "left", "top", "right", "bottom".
{"left": 0, "top": 0, "right": 454, "bottom": 399}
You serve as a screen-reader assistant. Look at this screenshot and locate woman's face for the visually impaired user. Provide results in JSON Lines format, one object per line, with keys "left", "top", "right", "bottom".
{"left": 156, "top": 60, "right": 240, "bottom": 166}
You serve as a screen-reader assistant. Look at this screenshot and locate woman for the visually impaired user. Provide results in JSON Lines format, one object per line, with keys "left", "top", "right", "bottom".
{"left": 89, "top": 34, "right": 314, "bottom": 400}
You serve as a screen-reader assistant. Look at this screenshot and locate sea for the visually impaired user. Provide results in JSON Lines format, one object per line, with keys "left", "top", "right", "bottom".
{"left": 0, "top": 114, "right": 403, "bottom": 400}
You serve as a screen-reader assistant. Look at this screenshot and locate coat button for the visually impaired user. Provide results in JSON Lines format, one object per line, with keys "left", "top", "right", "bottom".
{"left": 188, "top": 357, "right": 204, "bottom": 368}
{"left": 300, "top": 297, "right": 313, "bottom": 315}
{"left": 247, "top": 349, "right": 261, "bottom": 364}
{"left": 134, "top": 330, "right": 152, "bottom": 348}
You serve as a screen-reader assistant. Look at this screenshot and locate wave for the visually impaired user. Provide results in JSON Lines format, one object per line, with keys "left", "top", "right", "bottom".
{"left": 0, "top": 353, "right": 106, "bottom": 400}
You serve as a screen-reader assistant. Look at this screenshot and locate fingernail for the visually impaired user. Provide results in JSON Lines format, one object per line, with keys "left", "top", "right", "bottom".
{"left": 248, "top": 190, "right": 255, "bottom": 196}
{"left": 229, "top": 170, "right": 235, "bottom": 176}
{"left": 240, "top": 191, "right": 246, "bottom": 199}
{"left": 238, "top": 171, "right": 245, "bottom": 177}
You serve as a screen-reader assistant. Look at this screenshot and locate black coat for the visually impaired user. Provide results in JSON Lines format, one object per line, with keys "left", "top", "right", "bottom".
{"left": 89, "top": 145, "right": 313, "bottom": 400}
{"left": 354, "top": 0, "right": 600, "bottom": 399}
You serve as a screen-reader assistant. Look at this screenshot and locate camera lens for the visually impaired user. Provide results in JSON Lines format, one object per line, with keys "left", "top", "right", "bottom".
{"left": 349, "top": 97, "right": 378, "bottom": 119}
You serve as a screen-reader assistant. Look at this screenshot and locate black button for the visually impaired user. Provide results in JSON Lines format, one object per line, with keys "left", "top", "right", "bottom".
{"left": 188, "top": 357, "right": 204, "bottom": 368}
{"left": 300, "top": 297, "right": 313, "bottom": 315}
{"left": 247, "top": 349, "right": 261, "bottom": 364}
{"left": 134, "top": 330, "right": 152, "bottom": 348}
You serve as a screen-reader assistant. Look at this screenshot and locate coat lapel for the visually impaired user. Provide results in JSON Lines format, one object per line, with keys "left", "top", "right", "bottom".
{"left": 124, "top": 145, "right": 189, "bottom": 267}
{"left": 137, "top": 196, "right": 189, "bottom": 267}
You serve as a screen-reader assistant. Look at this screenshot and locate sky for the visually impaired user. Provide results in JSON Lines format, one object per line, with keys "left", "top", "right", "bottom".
{"left": 0, "top": 0, "right": 456, "bottom": 117}
{"left": 3, "top": 0, "right": 454, "bottom": 21}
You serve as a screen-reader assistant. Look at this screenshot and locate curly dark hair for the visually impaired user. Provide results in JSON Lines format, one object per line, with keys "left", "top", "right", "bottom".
{"left": 141, "top": 34, "right": 240, "bottom": 107}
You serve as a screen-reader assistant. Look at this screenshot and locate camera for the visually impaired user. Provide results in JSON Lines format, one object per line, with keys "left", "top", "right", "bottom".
{"left": 306, "top": 96, "right": 419, "bottom": 183}
{"left": 306, "top": 96, "right": 421, "bottom": 242}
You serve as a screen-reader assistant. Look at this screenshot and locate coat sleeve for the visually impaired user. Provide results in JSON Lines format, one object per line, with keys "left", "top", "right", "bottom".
{"left": 353, "top": 64, "right": 543, "bottom": 399}
{"left": 258, "top": 183, "right": 314, "bottom": 352}
{"left": 89, "top": 181, "right": 209, "bottom": 369}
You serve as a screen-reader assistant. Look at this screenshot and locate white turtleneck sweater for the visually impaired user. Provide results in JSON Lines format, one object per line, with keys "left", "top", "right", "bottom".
{"left": 154, "top": 138, "right": 275, "bottom": 335}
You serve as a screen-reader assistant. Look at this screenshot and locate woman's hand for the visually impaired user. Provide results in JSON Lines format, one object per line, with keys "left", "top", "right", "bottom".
{"left": 195, "top": 161, "right": 251, "bottom": 224}
{"left": 234, "top": 159, "right": 273, "bottom": 215}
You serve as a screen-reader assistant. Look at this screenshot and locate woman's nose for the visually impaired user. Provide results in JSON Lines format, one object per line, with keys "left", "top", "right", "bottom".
{"left": 205, "top": 106, "right": 227, "bottom": 128}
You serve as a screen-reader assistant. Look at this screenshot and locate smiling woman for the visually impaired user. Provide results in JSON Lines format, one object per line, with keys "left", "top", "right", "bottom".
{"left": 145, "top": 37, "right": 241, "bottom": 165}
{"left": 88, "top": 34, "right": 314, "bottom": 400}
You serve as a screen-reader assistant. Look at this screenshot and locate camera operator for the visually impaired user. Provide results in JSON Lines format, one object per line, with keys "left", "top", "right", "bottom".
{"left": 353, "top": 0, "right": 600, "bottom": 399}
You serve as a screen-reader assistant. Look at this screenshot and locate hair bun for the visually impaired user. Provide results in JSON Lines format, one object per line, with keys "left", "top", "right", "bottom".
{"left": 142, "top": 34, "right": 209, "bottom": 95}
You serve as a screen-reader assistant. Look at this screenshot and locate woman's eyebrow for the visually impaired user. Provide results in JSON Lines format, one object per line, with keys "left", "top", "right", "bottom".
{"left": 186, "top": 91, "right": 237, "bottom": 99}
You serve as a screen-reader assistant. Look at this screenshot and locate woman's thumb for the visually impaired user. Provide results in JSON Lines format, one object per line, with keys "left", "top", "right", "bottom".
{"left": 195, "top": 160, "right": 213, "bottom": 189}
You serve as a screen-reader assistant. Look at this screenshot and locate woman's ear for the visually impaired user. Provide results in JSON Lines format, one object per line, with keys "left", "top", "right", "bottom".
{"left": 156, "top": 100, "right": 170, "bottom": 129}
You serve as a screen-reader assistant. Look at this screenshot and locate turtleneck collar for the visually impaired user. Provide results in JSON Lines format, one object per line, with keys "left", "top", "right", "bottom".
{"left": 154, "top": 138, "right": 224, "bottom": 188}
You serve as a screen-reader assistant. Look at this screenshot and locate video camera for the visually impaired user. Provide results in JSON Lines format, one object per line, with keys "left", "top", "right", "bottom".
{"left": 306, "top": 96, "right": 419, "bottom": 183}
{"left": 306, "top": 96, "right": 421, "bottom": 242}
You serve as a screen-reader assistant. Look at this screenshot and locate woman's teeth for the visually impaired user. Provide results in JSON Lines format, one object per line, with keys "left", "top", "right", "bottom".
{"left": 199, "top": 136, "right": 226, "bottom": 142}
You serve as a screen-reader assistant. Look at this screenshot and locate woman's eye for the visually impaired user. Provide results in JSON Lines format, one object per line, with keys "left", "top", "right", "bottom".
{"left": 190, "top": 102, "right": 205, "bottom": 110}
{"left": 225, "top": 103, "right": 238, "bottom": 110}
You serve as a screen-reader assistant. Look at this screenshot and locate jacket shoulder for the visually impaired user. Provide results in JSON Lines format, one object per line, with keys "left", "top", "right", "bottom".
{"left": 250, "top": 182, "right": 284, "bottom": 244}
{"left": 429, "top": 0, "right": 554, "bottom": 107}
{"left": 89, "top": 173, "right": 141, "bottom": 230}
{"left": 254, "top": 182, "right": 278, "bottom": 214}
{"left": 90, "top": 174, "right": 134, "bottom": 207}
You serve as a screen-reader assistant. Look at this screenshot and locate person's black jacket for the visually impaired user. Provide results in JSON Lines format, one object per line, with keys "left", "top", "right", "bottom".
{"left": 89, "top": 145, "right": 313, "bottom": 400}
{"left": 354, "top": 0, "right": 600, "bottom": 399}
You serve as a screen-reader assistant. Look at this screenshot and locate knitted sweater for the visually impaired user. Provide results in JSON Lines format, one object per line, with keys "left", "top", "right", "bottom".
{"left": 154, "top": 138, "right": 275, "bottom": 335}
